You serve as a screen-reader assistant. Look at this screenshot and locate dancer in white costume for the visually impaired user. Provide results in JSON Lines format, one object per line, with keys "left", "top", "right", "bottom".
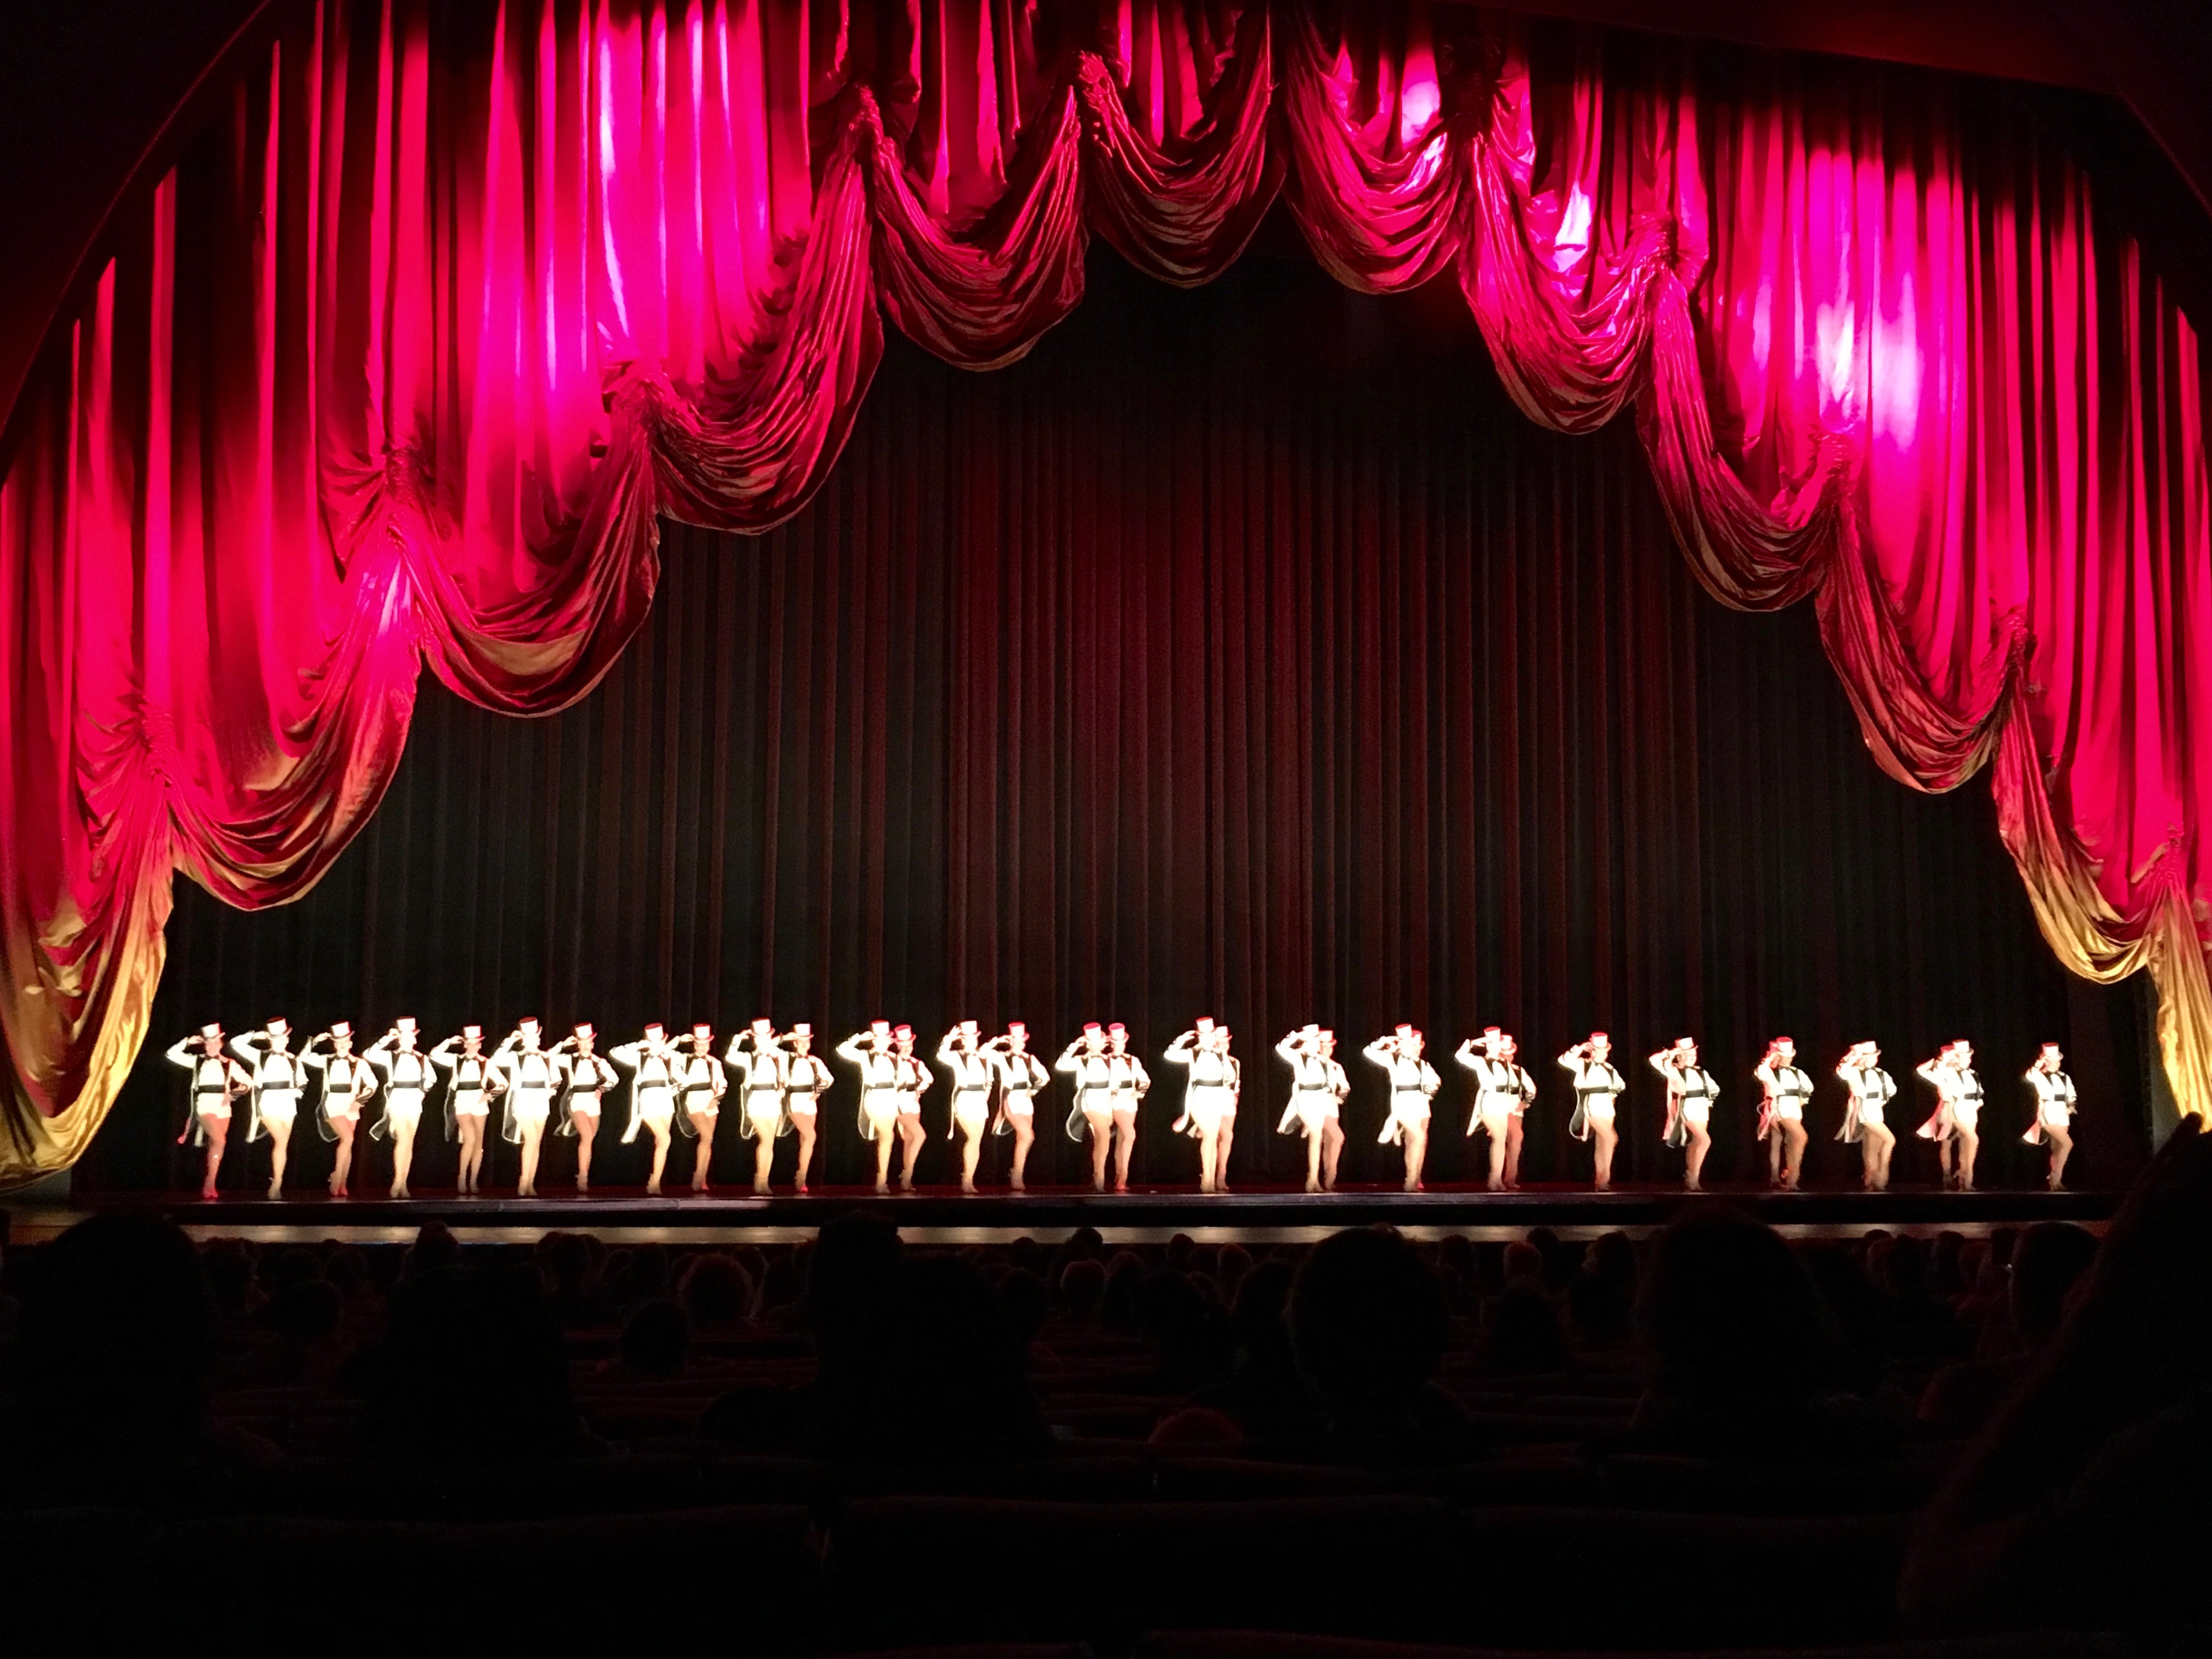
{"left": 1104, "top": 1023, "right": 1149, "bottom": 1191}
{"left": 675, "top": 1024, "right": 726, "bottom": 1193}
{"left": 2023, "top": 1042, "right": 2078, "bottom": 1190}
{"left": 1457, "top": 1027, "right": 1533, "bottom": 1193}
{"left": 232, "top": 1018, "right": 307, "bottom": 1199}
{"left": 983, "top": 1022, "right": 1048, "bottom": 1190}
{"left": 1365, "top": 1025, "right": 1441, "bottom": 1192}
{"left": 1057, "top": 1023, "right": 1132, "bottom": 1193}
{"left": 1836, "top": 1041, "right": 1898, "bottom": 1192}
{"left": 302, "top": 1022, "right": 377, "bottom": 1197}
{"left": 1651, "top": 1037, "right": 1718, "bottom": 1192}
{"left": 490, "top": 1018, "right": 560, "bottom": 1197}
{"left": 1559, "top": 1032, "right": 1625, "bottom": 1190}
{"left": 1754, "top": 1036, "right": 1814, "bottom": 1191}
{"left": 938, "top": 1020, "right": 996, "bottom": 1194}
{"left": 553, "top": 1024, "right": 617, "bottom": 1193}
{"left": 167, "top": 1024, "right": 250, "bottom": 1199}
{"left": 890, "top": 1025, "right": 933, "bottom": 1190}
{"left": 781, "top": 1025, "right": 832, "bottom": 1192}
{"left": 1276, "top": 1024, "right": 1348, "bottom": 1193}
{"left": 1916, "top": 1041, "right": 1984, "bottom": 1191}
{"left": 726, "top": 1019, "right": 790, "bottom": 1195}
{"left": 611, "top": 1023, "right": 682, "bottom": 1195}
{"left": 1165, "top": 1018, "right": 1241, "bottom": 1194}
{"left": 428, "top": 1025, "right": 503, "bottom": 1195}
{"left": 364, "top": 1018, "right": 433, "bottom": 1199}
{"left": 840, "top": 1021, "right": 907, "bottom": 1193}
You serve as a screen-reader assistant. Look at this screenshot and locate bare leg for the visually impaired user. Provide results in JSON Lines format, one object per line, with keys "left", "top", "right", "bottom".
{"left": 330, "top": 1119, "right": 355, "bottom": 1195}
{"left": 958, "top": 1121, "right": 982, "bottom": 1193}
{"left": 1861, "top": 1132, "right": 1881, "bottom": 1191}
{"left": 1484, "top": 1118, "right": 1506, "bottom": 1193}
{"left": 392, "top": 1122, "right": 416, "bottom": 1199}
{"left": 266, "top": 1119, "right": 291, "bottom": 1199}
{"left": 1008, "top": 1116, "right": 1034, "bottom": 1190}
{"left": 1871, "top": 1125, "right": 1896, "bottom": 1190}
{"left": 200, "top": 1116, "right": 228, "bottom": 1199}
{"left": 1782, "top": 1121, "right": 1807, "bottom": 1189}
{"left": 1085, "top": 1110, "right": 1111, "bottom": 1191}
{"left": 459, "top": 1116, "right": 486, "bottom": 1194}
{"left": 690, "top": 1112, "right": 717, "bottom": 1192}
{"left": 1956, "top": 1127, "right": 1979, "bottom": 1192}
{"left": 1592, "top": 1120, "right": 1616, "bottom": 1189}
{"left": 896, "top": 1116, "right": 925, "bottom": 1190}
{"left": 2046, "top": 1124, "right": 2072, "bottom": 1189}
{"left": 1304, "top": 1124, "right": 1324, "bottom": 1193}
{"left": 752, "top": 1125, "right": 775, "bottom": 1194}
{"left": 1111, "top": 1109, "right": 1137, "bottom": 1192}
{"left": 574, "top": 1114, "right": 596, "bottom": 1192}
{"left": 1939, "top": 1135, "right": 1956, "bottom": 1188}
{"left": 1402, "top": 1121, "right": 1429, "bottom": 1191}
{"left": 1685, "top": 1122, "right": 1710, "bottom": 1191}
{"left": 1197, "top": 1125, "right": 1218, "bottom": 1194}
{"left": 1321, "top": 1119, "right": 1344, "bottom": 1190}
{"left": 793, "top": 1115, "right": 816, "bottom": 1191}
{"left": 874, "top": 1122, "right": 895, "bottom": 1193}
{"left": 1767, "top": 1125, "right": 1784, "bottom": 1185}
{"left": 646, "top": 1120, "right": 669, "bottom": 1195}
{"left": 518, "top": 1121, "right": 543, "bottom": 1197}
{"left": 1503, "top": 1115, "right": 1523, "bottom": 1190}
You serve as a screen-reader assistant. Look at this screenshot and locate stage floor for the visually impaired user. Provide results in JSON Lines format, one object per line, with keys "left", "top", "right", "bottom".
{"left": 5, "top": 1180, "right": 2118, "bottom": 1244}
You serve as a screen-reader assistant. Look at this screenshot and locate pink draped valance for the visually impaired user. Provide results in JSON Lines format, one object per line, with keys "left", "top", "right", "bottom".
{"left": 1, "top": 0, "right": 2206, "bottom": 1185}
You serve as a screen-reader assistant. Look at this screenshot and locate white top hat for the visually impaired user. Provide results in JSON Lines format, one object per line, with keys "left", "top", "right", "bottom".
{"left": 1195, "top": 1015, "right": 1215, "bottom": 1031}
{"left": 644, "top": 1021, "right": 667, "bottom": 1040}
{"left": 519, "top": 1015, "right": 541, "bottom": 1031}
{"left": 573, "top": 1022, "right": 596, "bottom": 1041}
{"left": 1483, "top": 1025, "right": 1504, "bottom": 1041}
{"left": 2040, "top": 1040, "right": 2062, "bottom": 1053}
{"left": 200, "top": 1022, "right": 222, "bottom": 1041}
{"left": 791, "top": 1022, "right": 812, "bottom": 1037}
{"left": 893, "top": 1023, "right": 914, "bottom": 1040}
{"left": 958, "top": 1018, "right": 979, "bottom": 1035}
{"left": 396, "top": 1015, "right": 419, "bottom": 1034}
{"left": 1082, "top": 1022, "right": 1103, "bottom": 1035}
{"left": 1007, "top": 1021, "right": 1027, "bottom": 1036}
{"left": 872, "top": 1018, "right": 892, "bottom": 1034}
{"left": 463, "top": 1024, "right": 483, "bottom": 1041}
{"left": 330, "top": 1020, "right": 353, "bottom": 1040}
{"left": 268, "top": 1016, "right": 291, "bottom": 1034}
{"left": 1108, "top": 1022, "right": 1128, "bottom": 1036}
{"left": 753, "top": 1016, "right": 775, "bottom": 1031}
{"left": 1395, "top": 1023, "right": 1417, "bottom": 1039}
{"left": 692, "top": 1023, "right": 713, "bottom": 1040}
{"left": 1673, "top": 1036, "right": 1697, "bottom": 1051}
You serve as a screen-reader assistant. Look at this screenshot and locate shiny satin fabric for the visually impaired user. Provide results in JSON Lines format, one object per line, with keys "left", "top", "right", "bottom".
{"left": 0, "top": 0, "right": 2205, "bottom": 1185}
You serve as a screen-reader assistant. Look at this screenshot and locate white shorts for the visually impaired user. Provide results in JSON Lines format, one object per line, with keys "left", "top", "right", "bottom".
{"left": 385, "top": 1091, "right": 425, "bottom": 1130}
{"left": 1773, "top": 1101, "right": 1803, "bottom": 1122}
{"left": 1583, "top": 1100, "right": 1616, "bottom": 1125}
{"left": 953, "top": 1094, "right": 991, "bottom": 1129}
{"left": 864, "top": 1093, "right": 901, "bottom": 1132}
{"left": 509, "top": 1091, "right": 552, "bottom": 1128}
{"left": 1185, "top": 1091, "right": 1235, "bottom": 1131}
{"left": 195, "top": 1100, "right": 233, "bottom": 1124}
{"left": 1001, "top": 1091, "right": 1035, "bottom": 1119}
{"left": 786, "top": 1094, "right": 818, "bottom": 1118}
{"left": 258, "top": 1091, "right": 299, "bottom": 1127}
{"left": 2039, "top": 1102, "right": 2070, "bottom": 1129}
{"left": 1392, "top": 1099, "right": 1432, "bottom": 1126}
{"left": 1285, "top": 1094, "right": 1338, "bottom": 1132}
{"left": 897, "top": 1097, "right": 922, "bottom": 1118}
{"left": 636, "top": 1087, "right": 675, "bottom": 1124}
{"left": 744, "top": 1094, "right": 783, "bottom": 1127}
{"left": 1473, "top": 1101, "right": 1513, "bottom": 1137}
{"left": 1952, "top": 1103, "right": 1979, "bottom": 1131}
{"left": 1859, "top": 1103, "right": 1886, "bottom": 1130}
{"left": 323, "top": 1100, "right": 359, "bottom": 1124}
{"left": 453, "top": 1095, "right": 490, "bottom": 1120}
{"left": 568, "top": 1094, "right": 602, "bottom": 1119}
{"left": 1680, "top": 1101, "right": 1710, "bottom": 1128}
{"left": 681, "top": 1095, "right": 719, "bottom": 1120}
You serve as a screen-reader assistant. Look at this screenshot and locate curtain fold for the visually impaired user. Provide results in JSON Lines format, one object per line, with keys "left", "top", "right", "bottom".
{"left": 2, "top": 0, "right": 2208, "bottom": 1186}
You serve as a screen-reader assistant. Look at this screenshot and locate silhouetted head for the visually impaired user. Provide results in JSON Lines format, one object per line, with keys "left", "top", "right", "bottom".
{"left": 1290, "top": 1227, "right": 1447, "bottom": 1413}
{"left": 1638, "top": 1208, "right": 1833, "bottom": 1414}
{"left": 619, "top": 1300, "right": 692, "bottom": 1376}
{"left": 1059, "top": 1257, "right": 1105, "bottom": 1319}
{"left": 679, "top": 1252, "right": 754, "bottom": 1330}
{"left": 2010, "top": 1221, "right": 2099, "bottom": 1348}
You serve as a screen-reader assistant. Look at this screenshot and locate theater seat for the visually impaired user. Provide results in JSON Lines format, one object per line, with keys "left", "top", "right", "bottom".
{"left": 0, "top": 1508, "right": 162, "bottom": 1656}
{"left": 1137, "top": 1629, "right": 2205, "bottom": 1659}
{"left": 168, "top": 1505, "right": 817, "bottom": 1658}
{"left": 825, "top": 1496, "right": 1463, "bottom": 1650}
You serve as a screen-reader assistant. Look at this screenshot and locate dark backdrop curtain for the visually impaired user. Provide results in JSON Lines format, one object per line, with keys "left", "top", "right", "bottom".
{"left": 88, "top": 241, "right": 2149, "bottom": 1195}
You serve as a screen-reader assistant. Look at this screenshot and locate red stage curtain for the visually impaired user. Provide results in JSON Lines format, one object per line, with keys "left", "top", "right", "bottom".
{"left": 1, "top": 0, "right": 2207, "bottom": 1185}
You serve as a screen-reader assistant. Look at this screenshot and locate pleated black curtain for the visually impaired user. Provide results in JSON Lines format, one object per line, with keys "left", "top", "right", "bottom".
{"left": 89, "top": 238, "right": 2151, "bottom": 1195}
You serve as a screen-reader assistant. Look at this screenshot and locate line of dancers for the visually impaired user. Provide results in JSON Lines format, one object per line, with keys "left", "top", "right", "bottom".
{"left": 167, "top": 1016, "right": 2082, "bottom": 1200}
